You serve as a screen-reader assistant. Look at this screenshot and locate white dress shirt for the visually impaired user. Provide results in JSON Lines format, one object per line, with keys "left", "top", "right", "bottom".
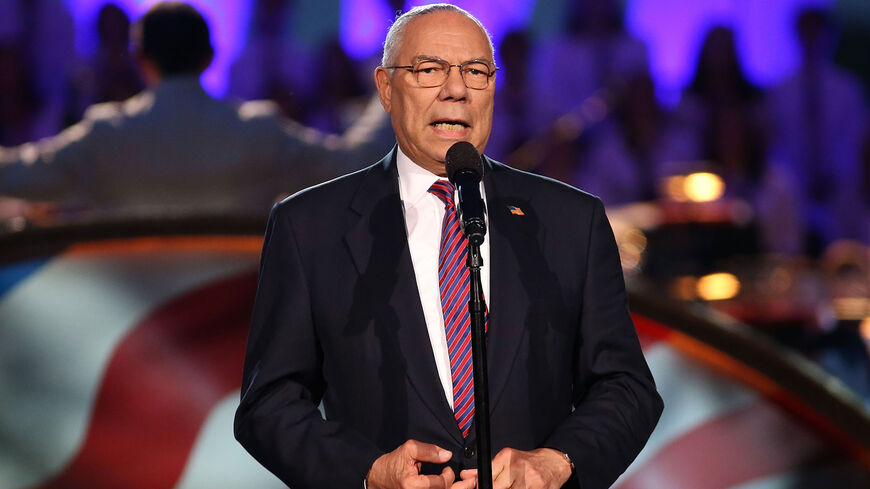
{"left": 395, "top": 147, "right": 490, "bottom": 410}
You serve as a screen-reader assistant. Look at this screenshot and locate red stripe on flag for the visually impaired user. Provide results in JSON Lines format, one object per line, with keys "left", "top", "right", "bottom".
{"left": 33, "top": 271, "right": 258, "bottom": 489}
{"left": 631, "top": 313, "right": 666, "bottom": 351}
{"left": 615, "top": 401, "right": 834, "bottom": 489}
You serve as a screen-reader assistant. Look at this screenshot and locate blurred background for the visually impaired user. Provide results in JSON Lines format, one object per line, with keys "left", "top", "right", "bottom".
{"left": 2, "top": 0, "right": 870, "bottom": 488}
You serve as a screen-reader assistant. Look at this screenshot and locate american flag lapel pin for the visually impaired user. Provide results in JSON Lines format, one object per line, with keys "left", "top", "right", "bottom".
{"left": 508, "top": 205, "right": 525, "bottom": 216}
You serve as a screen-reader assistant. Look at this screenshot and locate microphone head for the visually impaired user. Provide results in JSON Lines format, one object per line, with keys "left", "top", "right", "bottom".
{"left": 446, "top": 141, "right": 483, "bottom": 184}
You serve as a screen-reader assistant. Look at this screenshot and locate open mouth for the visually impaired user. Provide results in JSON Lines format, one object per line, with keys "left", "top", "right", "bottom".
{"left": 430, "top": 119, "right": 469, "bottom": 132}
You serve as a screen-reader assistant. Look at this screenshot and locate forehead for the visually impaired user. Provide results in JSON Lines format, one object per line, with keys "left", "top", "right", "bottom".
{"left": 398, "top": 11, "right": 493, "bottom": 63}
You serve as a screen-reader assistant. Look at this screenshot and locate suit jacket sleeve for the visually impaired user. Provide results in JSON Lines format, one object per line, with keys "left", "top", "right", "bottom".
{"left": 543, "top": 197, "right": 663, "bottom": 489}
{"left": 234, "top": 204, "right": 383, "bottom": 488}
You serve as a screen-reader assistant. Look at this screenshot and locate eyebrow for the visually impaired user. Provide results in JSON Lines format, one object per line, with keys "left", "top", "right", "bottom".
{"left": 412, "top": 54, "right": 494, "bottom": 65}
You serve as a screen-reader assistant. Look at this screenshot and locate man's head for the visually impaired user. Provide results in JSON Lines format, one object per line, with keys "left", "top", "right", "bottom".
{"left": 375, "top": 4, "right": 496, "bottom": 176}
{"left": 796, "top": 7, "right": 833, "bottom": 59}
{"left": 132, "top": 2, "right": 213, "bottom": 84}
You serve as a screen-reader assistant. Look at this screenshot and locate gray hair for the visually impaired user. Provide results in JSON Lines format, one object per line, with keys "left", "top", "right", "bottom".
{"left": 381, "top": 3, "right": 495, "bottom": 67}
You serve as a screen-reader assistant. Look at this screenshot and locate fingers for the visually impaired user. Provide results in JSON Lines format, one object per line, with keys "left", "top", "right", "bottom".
{"left": 404, "top": 439, "right": 453, "bottom": 464}
{"left": 367, "top": 440, "right": 454, "bottom": 489}
{"left": 404, "top": 463, "right": 466, "bottom": 489}
{"left": 455, "top": 468, "right": 478, "bottom": 489}
{"left": 442, "top": 466, "right": 456, "bottom": 485}
{"left": 492, "top": 469, "right": 511, "bottom": 489}
{"left": 450, "top": 475, "right": 478, "bottom": 489}
{"left": 412, "top": 473, "right": 451, "bottom": 489}
{"left": 389, "top": 465, "right": 454, "bottom": 489}
{"left": 491, "top": 448, "right": 513, "bottom": 489}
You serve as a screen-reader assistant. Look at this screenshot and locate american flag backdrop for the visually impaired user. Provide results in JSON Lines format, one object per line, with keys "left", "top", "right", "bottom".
{"left": 0, "top": 236, "right": 285, "bottom": 489}
{"left": 0, "top": 233, "right": 868, "bottom": 489}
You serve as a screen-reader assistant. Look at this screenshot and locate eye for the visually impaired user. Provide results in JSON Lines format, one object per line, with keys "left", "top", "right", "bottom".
{"left": 463, "top": 63, "right": 490, "bottom": 77}
{"left": 415, "top": 61, "right": 445, "bottom": 74}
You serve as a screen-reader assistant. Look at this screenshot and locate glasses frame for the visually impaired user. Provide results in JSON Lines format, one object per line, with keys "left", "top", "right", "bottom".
{"left": 383, "top": 58, "right": 499, "bottom": 90}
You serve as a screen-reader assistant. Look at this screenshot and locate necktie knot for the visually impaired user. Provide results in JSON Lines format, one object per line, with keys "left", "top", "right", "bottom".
{"left": 428, "top": 180, "right": 455, "bottom": 208}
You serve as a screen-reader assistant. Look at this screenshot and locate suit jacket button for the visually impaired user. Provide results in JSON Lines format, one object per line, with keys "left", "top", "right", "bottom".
{"left": 463, "top": 446, "right": 475, "bottom": 459}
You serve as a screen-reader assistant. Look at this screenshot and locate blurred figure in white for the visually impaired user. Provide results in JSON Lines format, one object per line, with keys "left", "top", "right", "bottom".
{"left": 0, "top": 2, "right": 391, "bottom": 221}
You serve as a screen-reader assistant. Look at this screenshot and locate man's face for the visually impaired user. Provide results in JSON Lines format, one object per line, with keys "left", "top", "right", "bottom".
{"left": 375, "top": 11, "right": 496, "bottom": 176}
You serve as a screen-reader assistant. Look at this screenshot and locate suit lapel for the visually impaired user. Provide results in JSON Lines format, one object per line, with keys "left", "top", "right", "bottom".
{"left": 483, "top": 160, "right": 536, "bottom": 414}
{"left": 344, "top": 149, "right": 463, "bottom": 444}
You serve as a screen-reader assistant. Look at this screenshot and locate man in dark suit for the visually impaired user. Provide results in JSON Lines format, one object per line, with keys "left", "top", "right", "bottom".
{"left": 234, "top": 5, "right": 662, "bottom": 489}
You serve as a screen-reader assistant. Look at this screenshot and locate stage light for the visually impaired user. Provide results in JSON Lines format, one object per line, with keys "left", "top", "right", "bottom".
{"left": 662, "top": 175, "right": 688, "bottom": 202}
{"left": 697, "top": 272, "right": 740, "bottom": 301}
{"left": 684, "top": 172, "right": 725, "bottom": 202}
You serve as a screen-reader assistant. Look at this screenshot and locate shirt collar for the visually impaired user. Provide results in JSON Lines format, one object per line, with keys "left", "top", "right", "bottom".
{"left": 396, "top": 146, "right": 445, "bottom": 208}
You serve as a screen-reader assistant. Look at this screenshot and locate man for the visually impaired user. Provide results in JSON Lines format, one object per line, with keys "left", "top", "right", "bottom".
{"left": 234, "top": 5, "right": 662, "bottom": 489}
{"left": 0, "top": 1, "right": 391, "bottom": 218}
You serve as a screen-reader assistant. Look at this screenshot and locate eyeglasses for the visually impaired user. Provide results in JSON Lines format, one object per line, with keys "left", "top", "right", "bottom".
{"left": 384, "top": 58, "right": 498, "bottom": 90}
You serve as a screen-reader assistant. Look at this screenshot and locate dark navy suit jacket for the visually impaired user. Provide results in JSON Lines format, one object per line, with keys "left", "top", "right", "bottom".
{"left": 234, "top": 148, "right": 663, "bottom": 489}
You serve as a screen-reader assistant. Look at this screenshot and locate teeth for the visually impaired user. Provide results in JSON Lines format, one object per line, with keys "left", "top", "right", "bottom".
{"left": 433, "top": 122, "right": 466, "bottom": 131}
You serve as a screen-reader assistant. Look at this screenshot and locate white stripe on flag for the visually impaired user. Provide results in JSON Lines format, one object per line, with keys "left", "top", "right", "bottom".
{"left": 173, "top": 392, "right": 286, "bottom": 489}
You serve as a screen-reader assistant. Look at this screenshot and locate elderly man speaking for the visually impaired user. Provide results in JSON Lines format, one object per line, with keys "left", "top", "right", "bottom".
{"left": 234, "top": 4, "right": 663, "bottom": 489}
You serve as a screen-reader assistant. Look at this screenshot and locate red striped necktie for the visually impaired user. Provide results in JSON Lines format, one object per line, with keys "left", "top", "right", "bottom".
{"left": 429, "top": 179, "right": 479, "bottom": 438}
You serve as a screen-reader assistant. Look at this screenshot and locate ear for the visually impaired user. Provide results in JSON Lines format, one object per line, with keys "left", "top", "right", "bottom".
{"left": 374, "top": 67, "right": 393, "bottom": 114}
{"left": 135, "top": 53, "right": 162, "bottom": 86}
{"left": 199, "top": 47, "right": 215, "bottom": 74}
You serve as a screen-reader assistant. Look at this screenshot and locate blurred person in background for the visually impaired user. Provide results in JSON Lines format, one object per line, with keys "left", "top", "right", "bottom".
{"left": 0, "top": 0, "right": 77, "bottom": 138}
{"left": 668, "top": 26, "right": 766, "bottom": 202}
{"left": 512, "top": 0, "right": 657, "bottom": 206}
{"left": 568, "top": 72, "right": 677, "bottom": 205}
{"left": 764, "top": 7, "right": 868, "bottom": 256}
{"left": 227, "top": 0, "right": 314, "bottom": 122}
{"left": 306, "top": 39, "right": 371, "bottom": 135}
{"left": 0, "top": 45, "right": 47, "bottom": 147}
{"left": 528, "top": 0, "right": 648, "bottom": 134}
{"left": 71, "top": 3, "right": 145, "bottom": 115}
{"left": 514, "top": 69, "right": 677, "bottom": 206}
{"left": 487, "top": 29, "right": 532, "bottom": 162}
{"left": 0, "top": 1, "right": 391, "bottom": 221}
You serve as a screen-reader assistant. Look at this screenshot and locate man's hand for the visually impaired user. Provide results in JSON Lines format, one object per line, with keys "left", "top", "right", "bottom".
{"left": 366, "top": 440, "right": 476, "bottom": 489}
{"left": 461, "top": 447, "right": 572, "bottom": 489}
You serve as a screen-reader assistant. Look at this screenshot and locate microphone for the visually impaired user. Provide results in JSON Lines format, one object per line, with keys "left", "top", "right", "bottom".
{"left": 446, "top": 141, "right": 486, "bottom": 246}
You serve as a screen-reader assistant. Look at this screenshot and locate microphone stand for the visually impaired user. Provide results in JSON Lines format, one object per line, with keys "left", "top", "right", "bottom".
{"left": 466, "top": 241, "right": 492, "bottom": 489}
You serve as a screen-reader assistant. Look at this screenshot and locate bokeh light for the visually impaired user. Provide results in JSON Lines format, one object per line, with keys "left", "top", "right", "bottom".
{"left": 697, "top": 272, "right": 741, "bottom": 301}
{"left": 684, "top": 172, "right": 725, "bottom": 202}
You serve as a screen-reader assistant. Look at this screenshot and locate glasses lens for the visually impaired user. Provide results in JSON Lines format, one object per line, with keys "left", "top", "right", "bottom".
{"left": 410, "top": 60, "right": 493, "bottom": 89}
{"left": 462, "top": 62, "right": 492, "bottom": 89}
{"left": 414, "top": 60, "right": 448, "bottom": 87}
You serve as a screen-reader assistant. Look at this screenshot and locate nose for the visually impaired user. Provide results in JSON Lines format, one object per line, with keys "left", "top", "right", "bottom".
{"left": 439, "top": 65, "right": 468, "bottom": 101}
